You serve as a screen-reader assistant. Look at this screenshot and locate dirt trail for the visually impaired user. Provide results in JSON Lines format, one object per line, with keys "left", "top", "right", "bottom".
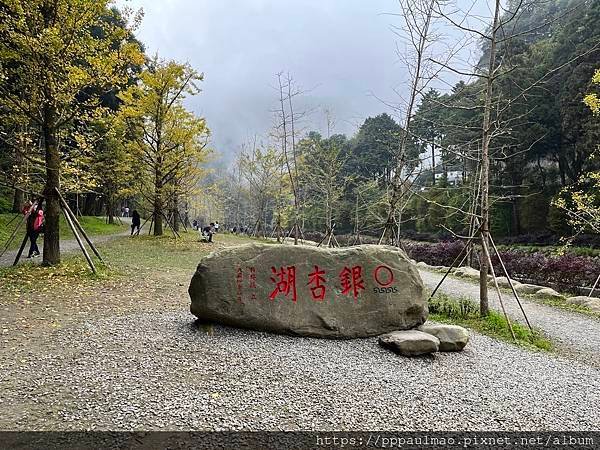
{"left": 0, "top": 218, "right": 132, "bottom": 267}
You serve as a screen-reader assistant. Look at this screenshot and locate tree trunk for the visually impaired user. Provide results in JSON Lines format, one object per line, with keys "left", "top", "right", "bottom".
{"left": 12, "top": 188, "right": 24, "bottom": 213}
{"left": 94, "top": 199, "right": 104, "bottom": 217}
{"left": 478, "top": 0, "right": 502, "bottom": 317}
{"left": 153, "top": 162, "right": 164, "bottom": 236}
{"left": 106, "top": 194, "right": 115, "bottom": 225}
{"left": 558, "top": 155, "right": 567, "bottom": 187}
{"left": 42, "top": 108, "right": 61, "bottom": 265}
{"left": 172, "top": 208, "right": 180, "bottom": 233}
{"left": 431, "top": 142, "right": 436, "bottom": 186}
{"left": 82, "top": 193, "right": 96, "bottom": 215}
{"left": 172, "top": 193, "right": 180, "bottom": 233}
{"left": 511, "top": 199, "right": 521, "bottom": 235}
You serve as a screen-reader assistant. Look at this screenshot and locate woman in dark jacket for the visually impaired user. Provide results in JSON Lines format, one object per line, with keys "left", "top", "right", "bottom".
{"left": 131, "top": 210, "right": 141, "bottom": 236}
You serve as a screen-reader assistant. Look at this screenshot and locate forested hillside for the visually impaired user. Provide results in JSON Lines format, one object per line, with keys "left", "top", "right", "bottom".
{"left": 1, "top": 0, "right": 598, "bottom": 253}
{"left": 214, "top": 0, "right": 599, "bottom": 244}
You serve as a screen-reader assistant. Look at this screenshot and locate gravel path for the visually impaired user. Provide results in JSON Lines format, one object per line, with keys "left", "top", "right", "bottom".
{"left": 1, "top": 310, "right": 599, "bottom": 431}
{"left": 419, "top": 269, "right": 600, "bottom": 366}
{"left": 0, "top": 219, "right": 131, "bottom": 268}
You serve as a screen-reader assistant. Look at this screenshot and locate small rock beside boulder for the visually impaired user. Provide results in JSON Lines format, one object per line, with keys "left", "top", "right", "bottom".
{"left": 378, "top": 330, "right": 439, "bottom": 356}
{"left": 418, "top": 324, "right": 470, "bottom": 352}
{"left": 379, "top": 324, "right": 470, "bottom": 356}
{"left": 566, "top": 296, "right": 600, "bottom": 313}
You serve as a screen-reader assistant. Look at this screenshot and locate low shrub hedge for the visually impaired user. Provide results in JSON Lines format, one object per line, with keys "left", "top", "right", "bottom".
{"left": 403, "top": 240, "right": 600, "bottom": 290}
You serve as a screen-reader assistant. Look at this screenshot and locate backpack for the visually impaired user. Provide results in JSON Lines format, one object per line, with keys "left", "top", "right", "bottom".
{"left": 33, "top": 210, "right": 45, "bottom": 233}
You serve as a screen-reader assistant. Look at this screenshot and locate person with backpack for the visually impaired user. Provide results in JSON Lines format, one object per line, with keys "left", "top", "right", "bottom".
{"left": 24, "top": 199, "right": 44, "bottom": 258}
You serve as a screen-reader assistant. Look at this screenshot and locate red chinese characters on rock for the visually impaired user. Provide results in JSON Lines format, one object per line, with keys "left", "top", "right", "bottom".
{"left": 234, "top": 266, "right": 257, "bottom": 303}
{"left": 248, "top": 267, "right": 257, "bottom": 288}
{"left": 236, "top": 267, "right": 244, "bottom": 303}
{"left": 248, "top": 267, "right": 257, "bottom": 301}
{"left": 339, "top": 265, "right": 365, "bottom": 300}
{"left": 373, "top": 265, "right": 394, "bottom": 287}
{"left": 238, "top": 263, "right": 390, "bottom": 303}
{"left": 307, "top": 265, "right": 327, "bottom": 301}
{"left": 269, "top": 266, "right": 298, "bottom": 302}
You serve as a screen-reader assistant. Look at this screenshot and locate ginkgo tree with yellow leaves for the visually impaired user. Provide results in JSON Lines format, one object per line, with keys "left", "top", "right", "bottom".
{"left": 119, "top": 57, "right": 210, "bottom": 236}
{"left": 555, "top": 69, "right": 600, "bottom": 234}
{"left": 0, "top": 0, "right": 144, "bottom": 265}
{"left": 584, "top": 69, "right": 600, "bottom": 115}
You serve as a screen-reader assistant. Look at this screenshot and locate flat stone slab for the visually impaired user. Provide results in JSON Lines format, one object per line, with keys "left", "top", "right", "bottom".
{"left": 453, "top": 266, "right": 480, "bottom": 279}
{"left": 566, "top": 296, "right": 600, "bottom": 312}
{"left": 536, "top": 287, "right": 564, "bottom": 299}
{"left": 378, "top": 330, "right": 439, "bottom": 356}
{"left": 514, "top": 283, "right": 545, "bottom": 294}
{"left": 488, "top": 276, "right": 521, "bottom": 288}
{"left": 189, "top": 243, "right": 427, "bottom": 338}
{"left": 418, "top": 323, "right": 469, "bottom": 352}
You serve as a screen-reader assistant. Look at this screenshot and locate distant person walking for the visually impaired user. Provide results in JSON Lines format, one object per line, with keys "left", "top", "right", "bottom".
{"left": 23, "top": 200, "right": 44, "bottom": 258}
{"left": 214, "top": 221, "right": 219, "bottom": 233}
{"left": 131, "top": 210, "right": 141, "bottom": 236}
{"left": 124, "top": 206, "right": 130, "bottom": 217}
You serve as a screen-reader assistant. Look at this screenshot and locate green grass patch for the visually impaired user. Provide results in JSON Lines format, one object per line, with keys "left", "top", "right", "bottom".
{"left": 0, "top": 230, "right": 254, "bottom": 295}
{"left": 101, "top": 231, "right": 254, "bottom": 272}
{"left": 429, "top": 293, "right": 553, "bottom": 351}
{"left": 0, "top": 255, "right": 114, "bottom": 295}
{"left": 0, "top": 213, "right": 127, "bottom": 251}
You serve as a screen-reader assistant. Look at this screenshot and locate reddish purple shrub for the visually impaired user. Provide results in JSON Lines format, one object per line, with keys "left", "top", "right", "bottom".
{"left": 403, "top": 240, "right": 600, "bottom": 290}
{"left": 402, "top": 240, "right": 464, "bottom": 267}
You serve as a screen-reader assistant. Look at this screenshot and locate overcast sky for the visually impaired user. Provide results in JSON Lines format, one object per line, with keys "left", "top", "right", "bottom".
{"left": 118, "top": 0, "right": 488, "bottom": 165}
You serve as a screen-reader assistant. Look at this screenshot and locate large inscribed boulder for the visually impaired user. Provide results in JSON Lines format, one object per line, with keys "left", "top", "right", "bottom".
{"left": 189, "top": 243, "right": 427, "bottom": 338}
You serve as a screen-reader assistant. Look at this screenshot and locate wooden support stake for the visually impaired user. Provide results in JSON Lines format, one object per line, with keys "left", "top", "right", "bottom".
{"left": 589, "top": 273, "right": 600, "bottom": 298}
{"left": 167, "top": 212, "right": 180, "bottom": 238}
{"left": 161, "top": 211, "right": 180, "bottom": 239}
{"left": 488, "top": 234, "right": 532, "bottom": 330}
{"left": 5, "top": 213, "right": 21, "bottom": 228}
{"left": 137, "top": 215, "right": 151, "bottom": 236}
{"left": 61, "top": 205, "right": 96, "bottom": 274}
{"left": 148, "top": 215, "right": 154, "bottom": 235}
{"left": 427, "top": 224, "right": 482, "bottom": 303}
{"left": 332, "top": 234, "right": 340, "bottom": 247}
{"left": 1, "top": 215, "right": 26, "bottom": 258}
{"left": 177, "top": 210, "right": 188, "bottom": 233}
{"left": 481, "top": 234, "right": 516, "bottom": 342}
{"left": 55, "top": 189, "right": 104, "bottom": 263}
{"left": 13, "top": 234, "right": 29, "bottom": 266}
